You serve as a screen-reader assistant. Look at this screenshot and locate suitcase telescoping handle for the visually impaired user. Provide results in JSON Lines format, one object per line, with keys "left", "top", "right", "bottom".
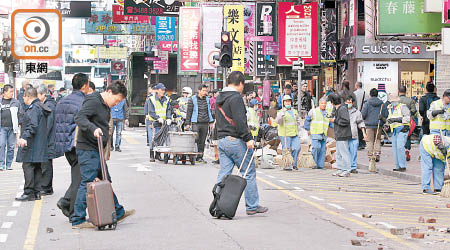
{"left": 237, "top": 149, "right": 255, "bottom": 179}
{"left": 97, "top": 136, "right": 108, "bottom": 182}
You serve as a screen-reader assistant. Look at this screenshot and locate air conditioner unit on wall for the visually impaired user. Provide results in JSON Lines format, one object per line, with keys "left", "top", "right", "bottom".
{"left": 424, "top": 0, "right": 443, "bottom": 13}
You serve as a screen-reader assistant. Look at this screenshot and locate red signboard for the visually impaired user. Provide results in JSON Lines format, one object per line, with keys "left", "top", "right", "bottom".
{"left": 179, "top": 8, "right": 201, "bottom": 72}
{"left": 160, "top": 41, "right": 178, "bottom": 52}
{"left": 445, "top": 0, "right": 450, "bottom": 24}
{"left": 112, "top": 4, "right": 149, "bottom": 24}
{"left": 278, "top": 2, "right": 319, "bottom": 66}
{"left": 154, "top": 60, "right": 168, "bottom": 71}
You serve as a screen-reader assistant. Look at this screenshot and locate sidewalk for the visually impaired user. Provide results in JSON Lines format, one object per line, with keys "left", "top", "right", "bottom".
{"left": 357, "top": 143, "right": 422, "bottom": 183}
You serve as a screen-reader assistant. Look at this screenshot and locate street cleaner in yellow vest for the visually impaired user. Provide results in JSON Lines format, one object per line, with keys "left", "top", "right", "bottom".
{"left": 420, "top": 134, "right": 450, "bottom": 194}
{"left": 247, "top": 99, "right": 260, "bottom": 140}
{"left": 427, "top": 89, "right": 450, "bottom": 136}
{"left": 147, "top": 83, "right": 172, "bottom": 162}
{"left": 383, "top": 94, "right": 410, "bottom": 172}
{"left": 275, "top": 95, "right": 300, "bottom": 171}
{"left": 304, "top": 98, "right": 333, "bottom": 169}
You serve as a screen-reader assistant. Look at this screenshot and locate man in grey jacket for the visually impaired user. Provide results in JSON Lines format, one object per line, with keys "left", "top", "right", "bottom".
{"left": 0, "top": 84, "right": 22, "bottom": 170}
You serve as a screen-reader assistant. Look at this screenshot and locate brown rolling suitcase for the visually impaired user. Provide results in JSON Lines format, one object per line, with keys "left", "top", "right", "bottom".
{"left": 86, "top": 136, "right": 117, "bottom": 230}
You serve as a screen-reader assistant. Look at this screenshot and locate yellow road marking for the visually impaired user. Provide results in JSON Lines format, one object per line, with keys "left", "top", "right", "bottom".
{"left": 257, "top": 177, "right": 419, "bottom": 250}
{"left": 123, "top": 135, "right": 140, "bottom": 145}
{"left": 23, "top": 198, "right": 43, "bottom": 250}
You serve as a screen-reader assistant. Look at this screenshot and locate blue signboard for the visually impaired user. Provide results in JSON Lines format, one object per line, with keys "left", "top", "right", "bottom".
{"left": 156, "top": 16, "right": 175, "bottom": 41}
{"left": 85, "top": 11, "right": 154, "bottom": 34}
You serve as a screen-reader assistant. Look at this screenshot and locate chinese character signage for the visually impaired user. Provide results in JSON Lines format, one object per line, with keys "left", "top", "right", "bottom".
{"left": 156, "top": 16, "right": 175, "bottom": 41}
{"left": 97, "top": 46, "right": 128, "bottom": 59}
{"left": 320, "top": 8, "right": 337, "bottom": 63}
{"left": 378, "top": 0, "right": 447, "bottom": 34}
{"left": 124, "top": 0, "right": 183, "bottom": 16}
{"left": 244, "top": 2, "right": 255, "bottom": 74}
{"left": 225, "top": 5, "right": 245, "bottom": 73}
{"left": 255, "top": 2, "right": 276, "bottom": 76}
{"left": 85, "top": 11, "right": 154, "bottom": 34}
{"left": 179, "top": 7, "right": 201, "bottom": 72}
{"left": 56, "top": 1, "right": 91, "bottom": 17}
{"left": 154, "top": 51, "right": 169, "bottom": 74}
{"left": 112, "top": 4, "right": 149, "bottom": 24}
{"left": 202, "top": 6, "right": 223, "bottom": 72}
{"left": 444, "top": 0, "right": 450, "bottom": 24}
{"left": 256, "top": 42, "right": 276, "bottom": 76}
{"left": 278, "top": 2, "right": 319, "bottom": 66}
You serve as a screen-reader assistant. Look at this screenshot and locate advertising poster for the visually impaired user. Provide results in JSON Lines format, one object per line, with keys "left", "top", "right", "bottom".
{"left": 320, "top": 8, "right": 337, "bottom": 63}
{"left": 124, "top": 0, "right": 183, "bottom": 16}
{"left": 225, "top": 5, "right": 245, "bottom": 73}
{"left": 85, "top": 11, "right": 154, "bottom": 34}
{"left": 202, "top": 6, "right": 223, "bottom": 72}
{"left": 339, "top": 0, "right": 358, "bottom": 60}
{"left": 178, "top": 7, "right": 201, "bottom": 72}
{"left": 112, "top": 5, "right": 149, "bottom": 24}
{"left": 244, "top": 2, "right": 255, "bottom": 74}
{"left": 255, "top": 2, "right": 276, "bottom": 76}
{"left": 362, "top": 61, "right": 398, "bottom": 96}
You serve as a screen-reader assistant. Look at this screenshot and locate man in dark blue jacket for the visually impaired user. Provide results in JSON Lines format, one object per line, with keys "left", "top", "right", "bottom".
{"left": 54, "top": 73, "right": 90, "bottom": 220}
{"left": 37, "top": 84, "right": 57, "bottom": 195}
{"left": 110, "top": 99, "right": 129, "bottom": 152}
{"left": 15, "top": 88, "right": 50, "bottom": 201}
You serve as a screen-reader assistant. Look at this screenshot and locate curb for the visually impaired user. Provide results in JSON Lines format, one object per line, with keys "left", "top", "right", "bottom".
{"left": 357, "top": 163, "right": 421, "bottom": 183}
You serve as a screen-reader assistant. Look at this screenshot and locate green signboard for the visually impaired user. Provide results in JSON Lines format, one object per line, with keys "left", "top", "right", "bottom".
{"left": 378, "top": 0, "right": 448, "bottom": 34}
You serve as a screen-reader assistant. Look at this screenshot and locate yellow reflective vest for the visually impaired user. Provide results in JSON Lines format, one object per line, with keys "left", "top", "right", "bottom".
{"left": 310, "top": 107, "right": 329, "bottom": 136}
{"left": 387, "top": 103, "right": 408, "bottom": 132}
{"left": 429, "top": 99, "right": 450, "bottom": 130}
{"left": 277, "top": 109, "right": 299, "bottom": 137}
{"left": 148, "top": 95, "right": 168, "bottom": 121}
{"left": 422, "top": 135, "right": 450, "bottom": 161}
{"left": 247, "top": 108, "right": 260, "bottom": 137}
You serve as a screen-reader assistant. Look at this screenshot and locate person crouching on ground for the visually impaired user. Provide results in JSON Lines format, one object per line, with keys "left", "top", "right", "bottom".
{"left": 15, "top": 88, "right": 50, "bottom": 201}
{"left": 71, "top": 81, "right": 135, "bottom": 229}
{"left": 275, "top": 95, "right": 300, "bottom": 171}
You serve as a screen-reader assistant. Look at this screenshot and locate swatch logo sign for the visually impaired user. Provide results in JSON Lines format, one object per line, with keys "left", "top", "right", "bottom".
{"left": 12, "top": 9, "right": 62, "bottom": 59}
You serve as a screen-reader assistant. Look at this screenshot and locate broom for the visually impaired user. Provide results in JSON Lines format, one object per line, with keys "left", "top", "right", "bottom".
{"left": 278, "top": 74, "right": 294, "bottom": 170}
{"left": 369, "top": 108, "right": 383, "bottom": 172}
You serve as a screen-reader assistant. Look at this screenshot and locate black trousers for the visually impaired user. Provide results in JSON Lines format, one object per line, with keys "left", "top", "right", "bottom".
{"left": 358, "top": 128, "right": 366, "bottom": 148}
{"left": 41, "top": 159, "right": 53, "bottom": 192}
{"left": 422, "top": 121, "right": 430, "bottom": 135}
{"left": 60, "top": 149, "right": 81, "bottom": 216}
{"left": 23, "top": 162, "right": 42, "bottom": 195}
{"left": 193, "top": 122, "right": 209, "bottom": 157}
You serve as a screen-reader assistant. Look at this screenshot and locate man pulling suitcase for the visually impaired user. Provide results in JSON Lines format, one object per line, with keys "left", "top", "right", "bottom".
{"left": 212, "top": 71, "right": 268, "bottom": 217}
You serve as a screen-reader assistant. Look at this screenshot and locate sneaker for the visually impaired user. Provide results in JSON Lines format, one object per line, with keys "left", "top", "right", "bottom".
{"left": 338, "top": 171, "right": 351, "bottom": 177}
{"left": 375, "top": 155, "right": 380, "bottom": 162}
{"left": 332, "top": 170, "right": 343, "bottom": 176}
{"left": 350, "top": 169, "right": 358, "bottom": 174}
{"left": 118, "top": 209, "right": 136, "bottom": 223}
{"left": 196, "top": 158, "right": 207, "bottom": 164}
{"left": 72, "top": 222, "right": 96, "bottom": 229}
{"left": 246, "top": 206, "right": 269, "bottom": 215}
{"left": 283, "top": 168, "right": 293, "bottom": 171}
{"left": 423, "top": 189, "right": 438, "bottom": 195}
{"left": 212, "top": 159, "right": 220, "bottom": 164}
{"left": 57, "top": 199, "right": 71, "bottom": 218}
{"left": 312, "top": 166, "right": 323, "bottom": 169}
{"left": 41, "top": 190, "right": 54, "bottom": 196}
{"left": 115, "top": 147, "right": 122, "bottom": 152}
{"left": 393, "top": 168, "right": 406, "bottom": 172}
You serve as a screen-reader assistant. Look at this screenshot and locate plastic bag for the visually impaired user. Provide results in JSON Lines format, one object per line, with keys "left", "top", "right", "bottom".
{"left": 299, "top": 128, "right": 309, "bottom": 144}
{"left": 152, "top": 124, "right": 170, "bottom": 147}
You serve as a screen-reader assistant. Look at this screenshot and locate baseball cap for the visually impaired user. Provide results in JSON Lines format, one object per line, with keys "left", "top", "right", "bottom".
{"left": 155, "top": 83, "right": 166, "bottom": 90}
{"left": 249, "top": 99, "right": 259, "bottom": 106}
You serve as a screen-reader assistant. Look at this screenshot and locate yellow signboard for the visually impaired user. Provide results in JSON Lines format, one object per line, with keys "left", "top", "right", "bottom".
{"left": 97, "top": 46, "right": 128, "bottom": 59}
{"left": 224, "top": 5, "right": 244, "bottom": 73}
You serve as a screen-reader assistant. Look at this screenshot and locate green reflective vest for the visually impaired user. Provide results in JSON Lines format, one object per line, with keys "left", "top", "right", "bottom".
{"left": 277, "top": 109, "right": 298, "bottom": 137}
{"left": 387, "top": 103, "right": 408, "bottom": 132}
{"left": 310, "top": 107, "right": 329, "bottom": 136}
{"left": 149, "top": 95, "right": 168, "bottom": 121}
{"left": 429, "top": 99, "right": 450, "bottom": 130}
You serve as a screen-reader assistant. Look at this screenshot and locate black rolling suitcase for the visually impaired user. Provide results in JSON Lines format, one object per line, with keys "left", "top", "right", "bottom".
{"left": 209, "top": 150, "right": 254, "bottom": 219}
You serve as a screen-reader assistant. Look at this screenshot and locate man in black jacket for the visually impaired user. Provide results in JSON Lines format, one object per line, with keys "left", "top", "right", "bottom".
{"left": 72, "top": 81, "right": 134, "bottom": 229}
{"left": 37, "top": 84, "right": 57, "bottom": 195}
{"left": 215, "top": 71, "right": 268, "bottom": 216}
{"left": 15, "top": 88, "right": 50, "bottom": 201}
{"left": 419, "top": 83, "right": 439, "bottom": 135}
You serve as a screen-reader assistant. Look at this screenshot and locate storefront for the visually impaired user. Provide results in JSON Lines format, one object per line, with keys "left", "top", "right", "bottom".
{"left": 353, "top": 37, "right": 434, "bottom": 98}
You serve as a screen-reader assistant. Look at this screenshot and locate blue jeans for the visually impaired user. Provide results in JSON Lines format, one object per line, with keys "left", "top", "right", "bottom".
{"left": 392, "top": 130, "right": 408, "bottom": 169}
{"left": 279, "top": 136, "right": 300, "bottom": 168}
{"left": 420, "top": 143, "right": 446, "bottom": 191}
{"left": 148, "top": 126, "right": 161, "bottom": 150}
{"left": 111, "top": 120, "right": 124, "bottom": 148}
{"left": 348, "top": 139, "right": 359, "bottom": 170}
{"left": 72, "top": 149, "right": 125, "bottom": 226}
{"left": 311, "top": 138, "right": 326, "bottom": 168}
{"left": 217, "top": 136, "right": 259, "bottom": 211}
{"left": 0, "top": 127, "right": 16, "bottom": 170}
{"left": 336, "top": 140, "right": 351, "bottom": 172}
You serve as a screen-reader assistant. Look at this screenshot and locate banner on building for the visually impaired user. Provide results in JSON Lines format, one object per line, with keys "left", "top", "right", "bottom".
{"left": 85, "top": 11, "right": 154, "bottom": 34}
{"left": 362, "top": 61, "right": 398, "bottom": 95}
{"left": 202, "top": 6, "right": 223, "bottom": 72}
{"left": 278, "top": 2, "right": 319, "bottom": 66}
{"left": 97, "top": 46, "right": 128, "bottom": 59}
{"left": 156, "top": 16, "right": 176, "bottom": 41}
{"left": 339, "top": 0, "right": 358, "bottom": 60}
{"left": 320, "top": 8, "right": 337, "bottom": 63}
{"left": 154, "top": 51, "right": 169, "bottom": 74}
{"left": 444, "top": 0, "right": 450, "bottom": 24}
{"left": 225, "top": 5, "right": 245, "bottom": 73}
{"left": 179, "top": 7, "right": 201, "bottom": 72}
{"left": 160, "top": 41, "right": 178, "bottom": 52}
{"left": 244, "top": 2, "right": 255, "bottom": 74}
{"left": 255, "top": 2, "right": 276, "bottom": 76}
{"left": 124, "top": 0, "right": 183, "bottom": 16}
{"left": 112, "top": 5, "right": 149, "bottom": 24}
{"left": 378, "top": 0, "right": 447, "bottom": 34}
{"left": 56, "top": 1, "right": 91, "bottom": 17}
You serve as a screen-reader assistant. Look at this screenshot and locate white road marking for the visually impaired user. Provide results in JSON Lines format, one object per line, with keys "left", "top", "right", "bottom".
{"left": 278, "top": 180, "right": 290, "bottom": 184}
{"left": 293, "top": 187, "right": 304, "bottom": 191}
{"left": 6, "top": 210, "right": 17, "bottom": 217}
{"left": 370, "top": 222, "right": 397, "bottom": 229}
{"left": 309, "top": 196, "right": 324, "bottom": 201}
{"left": 256, "top": 171, "right": 264, "bottom": 174}
{"left": 136, "top": 165, "right": 152, "bottom": 172}
{"left": 351, "top": 213, "right": 363, "bottom": 218}
{"left": 327, "top": 203, "right": 345, "bottom": 210}
{"left": 266, "top": 175, "right": 276, "bottom": 178}
{"left": 12, "top": 201, "right": 20, "bottom": 207}
{"left": 0, "top": 234, "right": 7, "bottom": 243}
{"left": 1, "top": 222, "right": 12, "bottom": 229}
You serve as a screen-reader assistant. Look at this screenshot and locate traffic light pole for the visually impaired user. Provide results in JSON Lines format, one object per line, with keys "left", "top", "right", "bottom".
{"left": 298, "top": 69, "right": 302, "bottom": 116}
